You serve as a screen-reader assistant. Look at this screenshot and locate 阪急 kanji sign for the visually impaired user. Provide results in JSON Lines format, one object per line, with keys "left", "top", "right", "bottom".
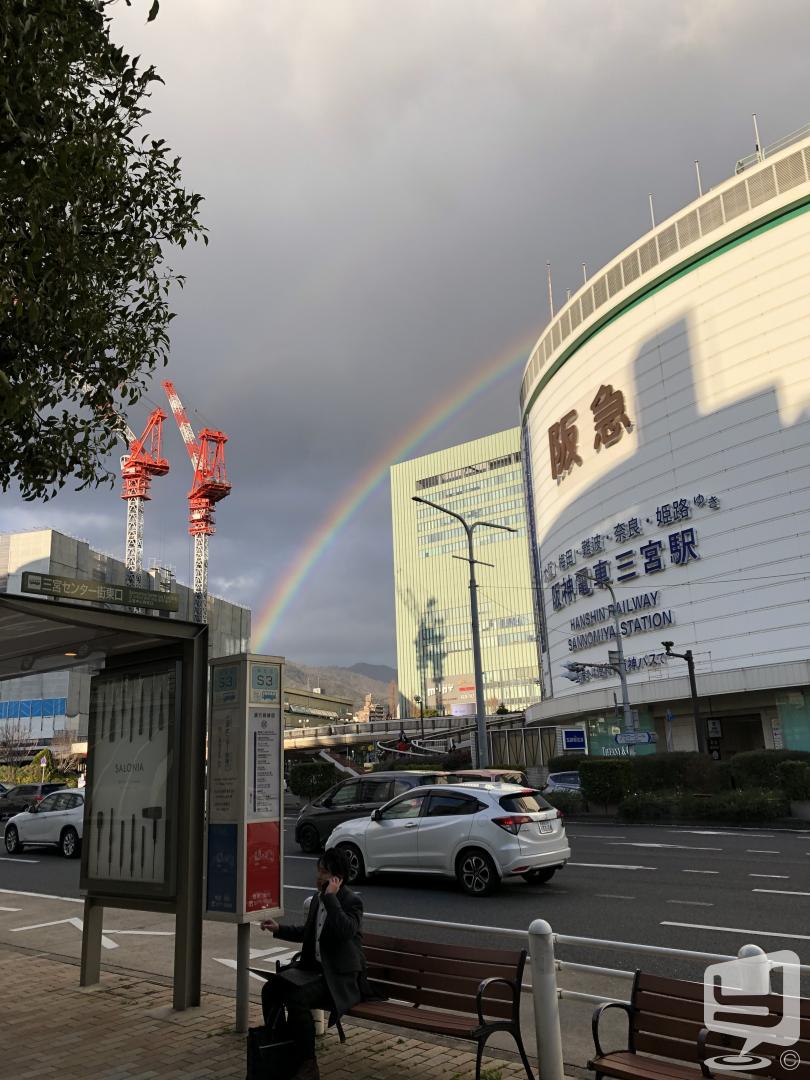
{"left": 548, "top": 383, "right": 633, "bottom": 481}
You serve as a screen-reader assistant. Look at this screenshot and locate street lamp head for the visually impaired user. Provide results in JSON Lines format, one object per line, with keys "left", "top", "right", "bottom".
{"left": 661, "top": 641, "right": 674, "bottom": 655}
{"left": 414, "top": 695, "right": 421, "bottom": 704}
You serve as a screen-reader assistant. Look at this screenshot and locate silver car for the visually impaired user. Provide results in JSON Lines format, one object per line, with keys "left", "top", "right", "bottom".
{"left": 4, "top": 789, "right": 85, "bottom": 858}
{"left": 325, "top": 782, "right": 570, "bottom": 897}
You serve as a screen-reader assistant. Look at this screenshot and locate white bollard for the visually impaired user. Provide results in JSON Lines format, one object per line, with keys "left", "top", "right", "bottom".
{"left": 528, "top": 918, "right": 565, "bottom": 1080}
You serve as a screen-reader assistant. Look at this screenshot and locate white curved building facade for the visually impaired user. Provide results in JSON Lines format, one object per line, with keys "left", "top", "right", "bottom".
{"left": 522, "top": 132, "right": 810, "bottom": 757}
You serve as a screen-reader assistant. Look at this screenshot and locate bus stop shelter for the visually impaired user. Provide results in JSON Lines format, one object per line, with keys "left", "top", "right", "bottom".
{"left": 0, "top": 593, "right": 208, "bottom": 1010}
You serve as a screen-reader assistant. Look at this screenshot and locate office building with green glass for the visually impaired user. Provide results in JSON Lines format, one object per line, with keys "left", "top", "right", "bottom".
{"left": 391, "top": 429, "right": 541, "bottom": 718}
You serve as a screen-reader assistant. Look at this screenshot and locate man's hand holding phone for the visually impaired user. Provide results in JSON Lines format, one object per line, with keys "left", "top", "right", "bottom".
{"left": 324, "top": 875, "right": 341, "bottom": 896}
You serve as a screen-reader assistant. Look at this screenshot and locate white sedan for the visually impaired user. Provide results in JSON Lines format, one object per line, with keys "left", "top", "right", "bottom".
{"left": 4, "top": 789, "right": 85, "bottom": 859}
{"left": 325, "top": 782, "right": 570, "bottom": 897}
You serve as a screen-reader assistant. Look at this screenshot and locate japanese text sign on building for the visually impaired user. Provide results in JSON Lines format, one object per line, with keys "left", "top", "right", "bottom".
{"left": 21, "top": 571, "right": 179, "bottom": 613}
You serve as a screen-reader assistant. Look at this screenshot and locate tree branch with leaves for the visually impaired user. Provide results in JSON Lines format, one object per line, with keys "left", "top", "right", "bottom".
{"left": 0, "top": 0, "right": 206, "bottom": 500}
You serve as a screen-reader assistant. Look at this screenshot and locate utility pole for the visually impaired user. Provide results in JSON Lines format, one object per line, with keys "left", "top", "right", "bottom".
{"left": 412, "top": 496, "right": 516, "bottom": 768}
{"left": 414, "top": 694, "right": 424, "bottom": 742}
{"left": 662, "top": 641, "right": 706, "bottom": 753}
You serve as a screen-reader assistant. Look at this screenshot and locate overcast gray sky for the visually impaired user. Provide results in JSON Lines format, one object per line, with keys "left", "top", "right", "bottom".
{"left": 3, "top": 1, "right": 809, "bottom": 667}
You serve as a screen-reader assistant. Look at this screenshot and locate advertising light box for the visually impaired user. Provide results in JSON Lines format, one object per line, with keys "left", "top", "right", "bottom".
{"left": 205, "top": 654, "right": 285, "bottom": 923}
{"left": 81, "top": 662, "right": 180, "bottom": 900}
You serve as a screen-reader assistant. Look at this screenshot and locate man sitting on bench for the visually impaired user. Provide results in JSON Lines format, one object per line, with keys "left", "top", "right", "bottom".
{"left": 259, "top": 847, "right": 365, "bottom": 1080}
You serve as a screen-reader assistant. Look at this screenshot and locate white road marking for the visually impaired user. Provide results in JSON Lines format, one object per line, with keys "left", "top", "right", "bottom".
{"left": 286, "top": 855, "right": 318, "bottom": 861}
{"left": 747, "top": 849, "right": 780, "bottom": 854}
{"left": 10, "top": 915, "right": 117, "bottom": 949}
{"left": 749, "top": 874, "right": 789, "bottom": 879}
{"left": 568, "top": 834, "right": 626, "bottom": 839}
{"left": 214, "top": 946, "right": 300, "bottom": 981}
{"left": 568, "top": 862, "right": 657, "bottom": 871}
{"left": 666, "top": 900, "right": 714, "bottom": 907}
{"left": 0, "top": 856, "right": 40, "bottom": 863}
{"left": 661, "top": 921, "right": 810, "bottom": 941}
{"left": 0, "top": 887, "right": 82, "bottom": 904}
{"left": 681, "top": 869, "right": 718, "bottom": 874}
{"left": 608, "top": 842, "right": 722, "bottom": 851}
{"left": 753, "top": 889, "right": 810, "bottom": 897}
{"left": 104, "top": 929, "right": 175, "bottom": 937}
{"left": 283, "top": 884, "right": 314, "bottom": 891}
{"left": 595, "top": 894, "right": 636, "bottom": 900}
{"left": 0, "top": 906, "right": 20, "bottom": 911}
{"left": 671, "top": 830, "right": 775, "bottom": 838}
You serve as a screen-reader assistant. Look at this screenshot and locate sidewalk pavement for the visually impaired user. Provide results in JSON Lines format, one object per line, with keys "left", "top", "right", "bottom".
{"left": 2, "top": 941, "right": 539, "bottom": 1080}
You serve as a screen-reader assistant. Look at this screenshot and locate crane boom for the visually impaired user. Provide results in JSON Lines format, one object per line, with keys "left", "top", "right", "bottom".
{"left": 161, "top": 380, "right": 200, "bottom": 469}
{"left": 161, "top": 380, "right": 231, "bottom": 624}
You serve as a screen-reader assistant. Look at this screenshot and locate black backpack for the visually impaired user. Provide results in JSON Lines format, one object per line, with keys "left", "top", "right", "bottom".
{"left": 246, "top": 1021, "right": 301, "bottom": 1080}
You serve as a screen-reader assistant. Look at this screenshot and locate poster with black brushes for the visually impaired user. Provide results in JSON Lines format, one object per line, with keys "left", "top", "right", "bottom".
{"left": 85, "top": 667, "right": 173, "bottom": 886}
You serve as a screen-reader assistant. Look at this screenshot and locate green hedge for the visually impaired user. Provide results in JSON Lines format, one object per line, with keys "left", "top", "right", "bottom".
{"left": 547, "top": 754, "right": 588, "bottom": 773}
{"left": 579, "top": 758, "right": 634, "bottom": 805}
{"left": 730, "top": 750, "right": 810, "bottom": 790}
{"left": 778, "top": 761, "right": 810, "bottom": 801}
{"left": 619, "top": 789, "right": 788, "bottom": 823}
{"left": 631, "top": 751, "right": 728, "bottom": 793}
{"left": 288, "top": 762, "right": 340, "bottom": 801}
{"left": 543, "top": 790, "right": 585, "bottom": 815}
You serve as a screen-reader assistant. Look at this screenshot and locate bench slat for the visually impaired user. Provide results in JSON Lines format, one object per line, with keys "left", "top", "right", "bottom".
{"left": 363, "top": 932, "right": 524, "bottom": 967}
{"left": 366, "top": 962, "right": 513, "bottom": 1000}
{"left": 364, "top": 945, "right": 517, "bottom": 982}
{"left": 638, "top": 973, "right": 810, "bottom": 1019}
{"left": 635, "top": 992, "right": 810, "bottom": 1039}
{"left": 349, "top": 1000, "right": 478, "bottom": 1037}
{"left": 368, "top": 977, "right": 512, "bottom": 1019}
{"left": 590, "top": 1051, "right": 702, "bottom": 1080}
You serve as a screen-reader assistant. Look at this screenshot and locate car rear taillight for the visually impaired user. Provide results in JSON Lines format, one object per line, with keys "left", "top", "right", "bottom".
{"left": 492, "top": 814, "right": 533, "bottom": 835}
{"left": 555, "top": 809, "right": 563, "bottom": 819}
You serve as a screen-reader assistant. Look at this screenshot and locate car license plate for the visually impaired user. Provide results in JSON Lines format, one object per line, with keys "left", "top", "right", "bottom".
{"left": 538, "top": 821, "right": 553, "bottom": 834}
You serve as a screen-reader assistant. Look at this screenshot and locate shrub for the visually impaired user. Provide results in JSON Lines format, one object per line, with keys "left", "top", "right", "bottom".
{"left": 579, "top": 758, "right": 634, "bottom": 805}
{"left": 547, "top": 754, "right": 588, "bottom": 773}
{"left": 630, "top": 751, "right": 726, "bottom": 794}
{"left": 288, "top": 762, "right": 340, "bottom": 801}
{"left": 618, "top": 793, "right": 679, "bottom": 822}
{"left": 618, "top": 789, "right": 788, "bottom": 823}
{"left": 778, "top": 761, "right": 810, "bottom": 801}
{"left": 730, "top": 750, "right": 810, "bottom": 790}
{"left": 543, "top": 791, "right": 584, "bottom": 815}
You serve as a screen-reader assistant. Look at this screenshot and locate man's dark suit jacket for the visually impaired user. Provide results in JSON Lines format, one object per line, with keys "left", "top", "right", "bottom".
{"left": 274, "top": 885, "right": 365, "bottom": 1018}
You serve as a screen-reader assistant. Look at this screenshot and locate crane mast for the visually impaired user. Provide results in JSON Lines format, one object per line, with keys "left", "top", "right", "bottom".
{"left": 162, "top": 380, "right": 231, "bottom": 624}
{"left": 118, "top": 408, "right": 170, "bottom": 589}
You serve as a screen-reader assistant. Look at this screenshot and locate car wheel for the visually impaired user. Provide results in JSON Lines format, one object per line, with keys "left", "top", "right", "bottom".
{"left": 4, "top": 826, "right": 23, "bottom": 855}
{"left": 521, "top": 867, "right": 556, "bottom": 884}
{"left": 335, "top": 843, "right": 365, "bottom": 885}
{"left": 456, "top": 848, "right": 500, "bottom": 897}
{"left": 297, "top": 824, "right": 322, "bottom": 854}
{"left": 60, "top": 827, "right": 81, "bottom": 859}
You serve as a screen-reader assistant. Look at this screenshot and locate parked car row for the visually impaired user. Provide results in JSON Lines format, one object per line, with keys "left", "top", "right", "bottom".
{"left": 295, "top": 768, "right": 571, "bottom": 897}
{"left": 0, "top": 783, "right": 66, "bottom": 822}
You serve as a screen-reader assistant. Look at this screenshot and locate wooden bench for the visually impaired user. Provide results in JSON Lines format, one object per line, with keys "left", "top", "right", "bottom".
{"left": 589, "top": 971, "right": 810, "bottom": 1080}
{"left": 337, "top": 932, "right": 534, "bottom": 1080}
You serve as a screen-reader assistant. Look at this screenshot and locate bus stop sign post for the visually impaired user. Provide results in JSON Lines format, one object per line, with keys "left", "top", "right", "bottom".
{"left": 205, "top": 654, "right": 285, "bottom": 1032}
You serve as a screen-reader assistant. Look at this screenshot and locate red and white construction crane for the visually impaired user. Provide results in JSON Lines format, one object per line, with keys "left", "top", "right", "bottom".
{"left": 118, "top": 408, "right": 170, "bottom": 588}
{"left": 162, "top": 380, "right": 231, "bottom": 624}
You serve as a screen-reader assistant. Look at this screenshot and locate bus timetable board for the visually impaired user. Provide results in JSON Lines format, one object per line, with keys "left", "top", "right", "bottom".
{"left": 205, "top": 654, "right": 285, "bottom": 922}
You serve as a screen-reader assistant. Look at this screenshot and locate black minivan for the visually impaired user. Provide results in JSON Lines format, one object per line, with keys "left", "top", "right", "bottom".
{"left": 295, "top": 771, "right": 450, "bottom": 852}
{"left": 0, "top": 783, "right": 65, "bottom": 822}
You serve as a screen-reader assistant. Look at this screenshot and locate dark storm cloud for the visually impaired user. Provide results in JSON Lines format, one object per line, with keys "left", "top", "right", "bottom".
{"left": 4, "top": 1, "right": 810, "bottom": 664}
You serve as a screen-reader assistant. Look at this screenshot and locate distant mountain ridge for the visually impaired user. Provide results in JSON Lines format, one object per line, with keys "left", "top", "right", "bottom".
{"left": 286, "top": 661, "right": 396, "bottom": 713}
{"left": 347, "top": 662, "right": 397, "bottom": 684}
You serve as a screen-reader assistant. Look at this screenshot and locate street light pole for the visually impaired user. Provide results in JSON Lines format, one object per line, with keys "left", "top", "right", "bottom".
{"left": 582, "top": 573, "right": 634, "bottom": 739}
{"left": 662, "top": 641, "right": 706, "bottom": 753}
{"left": 413, "top": 496, "right": 517, "bottom": 769}
{"left": 414, "top": 694, "right": 424, "bottom": 742}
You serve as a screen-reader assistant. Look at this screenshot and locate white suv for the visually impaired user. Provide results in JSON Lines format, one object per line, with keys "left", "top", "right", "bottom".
{"left": 4, "top": 789, "right": 85, "bottom": 859}
{"left": 325, "top": 783, "right": 570, "bottom": 897}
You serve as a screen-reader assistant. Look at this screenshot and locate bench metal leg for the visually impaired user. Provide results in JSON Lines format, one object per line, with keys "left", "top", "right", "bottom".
{"left": 475, "top": 1037, "right": 486, "bottom": 1080}
{"left": 513, "top": 1027, "right": 536, "bottom": 1080}
{"left": 336, "top": 1017, "right": 346, "bottom": 1044}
